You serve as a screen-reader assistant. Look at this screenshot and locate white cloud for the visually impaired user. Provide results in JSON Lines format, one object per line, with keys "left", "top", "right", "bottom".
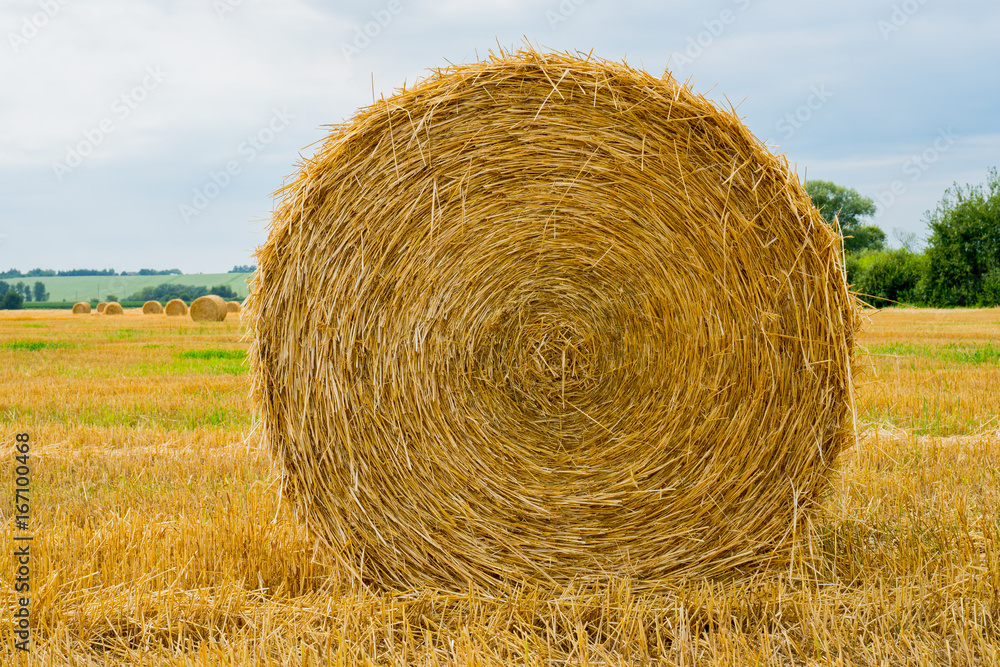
{"left": 1, "top": 0, "right": 998, "bottom": 271}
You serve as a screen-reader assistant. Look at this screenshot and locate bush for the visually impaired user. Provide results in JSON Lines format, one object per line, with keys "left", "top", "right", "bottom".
{"left": 980, "top": 267, "right": 1000, "bottom": 307}
{"left": 852, "top": 249, "right": 927, "bottom": 308}
{"left": 2, "top": 290, "right": 24, "bottom": 310}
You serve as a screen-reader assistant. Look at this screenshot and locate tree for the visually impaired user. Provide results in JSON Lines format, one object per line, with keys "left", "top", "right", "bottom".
{"left": 32, "top": 281, "right": 49, "bottom": 302}
{"left": 804, "top": 180, "right": 883, "bottom": 253}
{"left": 923, "top": 168, "right": 1000, "bottom": 307}
{"left": 15, "top": 281, "right": 30, "bottom": 302}
{"left": 230, "top": 264, "right": 257, "bottom": 273}
{"left": 2, "top": 290, "right": 23, "bottom": 309}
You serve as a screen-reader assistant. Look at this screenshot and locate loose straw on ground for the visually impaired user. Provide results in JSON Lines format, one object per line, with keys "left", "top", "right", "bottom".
{"left": 246, "top": 48, "right": 859, "bottom": 593}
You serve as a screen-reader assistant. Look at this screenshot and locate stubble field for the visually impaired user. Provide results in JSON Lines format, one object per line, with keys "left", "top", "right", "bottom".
{"left": 1, "top": 307, "right": 999, "bottom": 665}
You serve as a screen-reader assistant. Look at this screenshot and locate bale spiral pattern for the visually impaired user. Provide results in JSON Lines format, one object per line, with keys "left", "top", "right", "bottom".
{"left": 142, "top": 300, "right": 164, "bottom": 315}
{"left": 247, "top": 50, "right": 858, "bottom": 592}
{"left": 96, "top": 301, "right": 108, "bottom": 314}
{"left": 103, "top": 302, "right": 123, "bottom": 315}
{"left": 72, "top": 302, "right": 91, "bottom": 314}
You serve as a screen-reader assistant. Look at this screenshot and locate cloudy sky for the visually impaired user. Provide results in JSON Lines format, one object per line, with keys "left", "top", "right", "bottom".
{"left": 2, "top": 0, "right": 997, "bottom": 273}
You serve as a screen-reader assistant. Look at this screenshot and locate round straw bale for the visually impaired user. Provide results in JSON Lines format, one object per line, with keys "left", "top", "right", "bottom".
{"left": 190, "top": 295, "right": 228, "bottom": 322}
{"left": 226, "top": 300, "right": 241, "bottom": 314}
{"left": 103, "top": 302, "right": 123, "bottom": 315}
{"left": 246, "top": 50, "right": 859, "bottom": 592}
{"left": 72, "top": 302, "right": 91, "bottom": 314}
{"left": 164, "top": 299, "right": 188, "bottom": 316}
{"left": 142, "top": 300, "right": 164, "bottom": 315}
{"left": 96, "top": 301, "right": 108, "bottom": 314}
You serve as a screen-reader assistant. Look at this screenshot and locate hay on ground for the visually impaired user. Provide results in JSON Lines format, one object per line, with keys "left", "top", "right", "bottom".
{"left": 246, "top": 49, "right": 859, "bottom": 593}
{"left": 72, "top": 302, "right": 91, "bottom": 314}
{"left": 103, "top": 302, "right": 124, "bottom": 315}
{"left": 96, "top": 302, "right": 108, "bottom": 314}
{"left": 226, "top": 301, "right": 242, "bottom": 314}
{"left": 190, "top": 295, "right": 227, "bottom": 322}
{"left": 164, "top": 299, "right": 188, "bottom": 316}
{"left": 142, "top": 300, "right": 164, "bottom": 315}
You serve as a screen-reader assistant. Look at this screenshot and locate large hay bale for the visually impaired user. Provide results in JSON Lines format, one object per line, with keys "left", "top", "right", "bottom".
{"left": 96, "top": 301, "right": 108, "bottom": 314}
{"left": 103, "top": 302, "right": 123, "bottom": 315}
{"left": 72, "top": 302, "right": 91, "bottom": 314}
{"left": 142, "top": 300, "right": 164, "bottom": 315}
{"left": 226, "top": 301, "right": 241, "bottom": 314}
{"left": 190, "top": 295, "right": 227, "bottom": 322}
{"left": 246, "top": 50, "right": 859, "bottom": 592}
{"left": 164, "top": 299, "right": 188, "bottom": 317}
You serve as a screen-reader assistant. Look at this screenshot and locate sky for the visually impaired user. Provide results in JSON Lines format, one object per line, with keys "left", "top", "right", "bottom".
{"left": 1, "top": 0, "right": 997, "bottom": 273}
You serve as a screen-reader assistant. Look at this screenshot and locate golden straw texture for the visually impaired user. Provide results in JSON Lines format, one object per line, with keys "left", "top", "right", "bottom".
{"left": 103, "top": 302, "right": 123, "bottom": 316}
{"left": 72, "top": 302, "right": 91, "bottom": 314}
{"left": 190, "top": 295, "right": 227, "bottom": 322}
{"left": 142, "top": 300, "right": 164, "bottom": 315}
{"left": 226, "top": 300, "right": 242, "bottom": 314}
{"left": 164, "top": 299, "right": 188, "bottom": 317}
{"left": 247, "top": 49, "right": 859, "bottom": 592}
{"left": 96, "top": 301, "right": 108, "bottom": 314}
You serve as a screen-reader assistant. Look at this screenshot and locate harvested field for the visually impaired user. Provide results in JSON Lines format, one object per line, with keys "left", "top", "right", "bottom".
{"left": 1, "top": 306, "right": 998, "bottom": 665}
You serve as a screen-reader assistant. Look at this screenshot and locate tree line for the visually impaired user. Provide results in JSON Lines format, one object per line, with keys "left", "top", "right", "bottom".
{"left": 0, "top": 265, "right": 256, "bottom": 278}
{"left": 806, "top": 167, "right": 1000, "bottom": 308}
{"left": 0, "top": 280, "right": 48, "bottom": 308}
{"left": 125, "top": 284, "right": 238, "bottom": 303}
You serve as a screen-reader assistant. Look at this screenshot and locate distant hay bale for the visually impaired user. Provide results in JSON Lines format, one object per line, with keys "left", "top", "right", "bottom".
{"left": 246, "top": 49, "right": 859, "bottom": 593}
{"left": 164, "top": 299, "right": 188, "bottom": 317}
{"left": 96, "top": 301, "right": 108, "bottom": 314}
{"left": 190, "top": 295, "right": 227, "bottom": 322}
{"left": 72, "top": 302, "right": 91, "bottom": 314}
{"left": 103, "top": 302, "right": 124, "bottom": 316}
{"left": 142, "top": 300, "right": 164, "bottom": 315}
{"left": 226, "top": 301, "right": 242, "bottom": 314}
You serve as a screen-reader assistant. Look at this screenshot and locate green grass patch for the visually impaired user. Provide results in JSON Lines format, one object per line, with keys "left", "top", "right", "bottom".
{"left": 122, "top": 348, "right": 248, "bottom": 377}
{"left": 2, "top": 340, "right": 73, "bottom": 351}
{"left": 867, "top": 342, "right": 1000, "bottom": 365}
{"left": 941, "top": 342, "right": 1000, "bottom": 364}
{"left": 179, "top": 349, "right": 246, "bottom": 361}
{"left": 103, "top": 328, "right": 142, "bottom": 341}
